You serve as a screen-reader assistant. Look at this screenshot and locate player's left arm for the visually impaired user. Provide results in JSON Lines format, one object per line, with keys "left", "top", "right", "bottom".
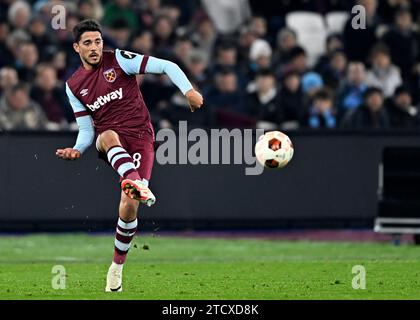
{"left": 116, "top": 49, "right": 203, "bottom": 112}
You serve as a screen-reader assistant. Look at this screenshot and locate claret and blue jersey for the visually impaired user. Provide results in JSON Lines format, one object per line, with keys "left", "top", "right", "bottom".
{"left": 65, "top": 49, "right": 194, "bottom": 154}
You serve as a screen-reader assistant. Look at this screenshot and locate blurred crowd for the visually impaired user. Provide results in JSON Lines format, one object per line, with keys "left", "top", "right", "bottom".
{"left": 1, "top": 0, "right": 420, "bottom": 132}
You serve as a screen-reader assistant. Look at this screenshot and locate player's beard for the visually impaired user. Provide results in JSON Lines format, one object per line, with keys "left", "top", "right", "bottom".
{"left": 83, "top": 54, "right": 102, "bottom": 68}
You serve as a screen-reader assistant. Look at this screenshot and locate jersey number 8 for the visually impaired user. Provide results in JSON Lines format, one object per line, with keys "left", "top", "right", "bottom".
{"left": 132, "top": 153, "right": 141, "bottom": 169}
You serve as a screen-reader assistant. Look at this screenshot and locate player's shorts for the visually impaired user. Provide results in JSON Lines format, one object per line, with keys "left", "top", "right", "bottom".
{"left": 96, "top": 128, "right": 155, "bottom": 184}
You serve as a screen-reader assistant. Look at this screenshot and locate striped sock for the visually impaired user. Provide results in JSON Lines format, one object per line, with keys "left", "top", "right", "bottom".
{"left": 107, "top": 146, "right": 140, "bottom": 180}
{"left": 113, "top": 218, "right": 138, "bottom": 265}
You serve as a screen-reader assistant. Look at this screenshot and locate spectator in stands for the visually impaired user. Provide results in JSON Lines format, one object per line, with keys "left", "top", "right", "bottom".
{"left": 320, "top": 49, "right": 348, "bottom": 91}
{"left": 158, "top": 4, "right": 181, "bottom": 27}
{"left": 6, "top": 27, "right": 30, "bottom": 57}
{"left": 77, "top": 0, "right": 104, "bottom": 21}
{"left": 272, "top": 28, "right": 297, "bottom": 69}
{"left": 247, "top": 39, "right": 273, "bottom": 90}
{"left": 341, "top": 87, "right": 390, "bottom": 129}
{"left": 0, "top": 19, "right": 14, "bottom": 67}
{"left": 337, "top": 62, "right": 368, "bottom": 119}
{"left": 304, "top": 88, "right": 337, "bottom": 129}
{"left": 78, "top": 0, "right": 94, "bottom": 20}
{"left": 278, "top": 70, "right": 305, "bottom": 130}
{"left": 51, "top": 50, "right": 67, "bottom": 81}
{"left": 55, "top": 13, "right": 81, "bottom": 73}
{"left": 130, "top": 30, "right": 154, "bottom": 56}
{"left": 301, "top": 72, "right": 324, "bottom": 98}
{"left": 248, "top": 15, "right": 268, "bottom": 40}
{"left": 102, "top": 0, "right": 139, "bottom": 32}
{"left": 281, "top": 46, "right": 308, "bottom": 77}
{"left": 382, "top": 8, "right": 420, "bottom": 80}
{"left": 107, "top": 18, "right": 132, "bottom": 49}
{"left": 7, "top": 0, "right": 31, "bottom": 31}
{"left": 136, "top": 0, "right": 162, "bottom": 30}
{"left": 190, "top": 16, "right": 217, "bottom": 63}
{"left": 28, "top": 16, "right": 56, "bottom": 62}
{"left": 0, "top": 66, "right": 18, "bottom": 96}
{"left": 206, "top": 67, "right": 249, "bottom": 127}
{"left": 249, "top": 39, "right": 272, "bottom": 72}
{"left": 212, "top": 42, "right": 238, "bottom": 71}
{"left": 343, "top": 0, "right": 380, "bottom": 62}
{"left": 385, "top": 85, "right": 420, "bottom": 129}
{"left": 141, "top": 72, "right": 177, "bottom": 117}
{"left": 211, "top": 42, "right": 246, "bottom": 88}
{"left": 377, "top": 0, "right": 418, "bottom": 24}
{"left": 173, "top": 36, "right": 194, "bottom": 70}
{"left": 365, "top": 43, "right": 402, "bottom": 98}
{"left": 0, "top": 83, "right": 47, "bottom": 131}
{"left": 152, "top": 15, "right": 176, "bottom": 55}
{"left": 315, "top": 33, "right": 344, "bottom": 74}
{"left": 186, "top": 50, "right": 211, "bottom": 91}
{"left": 246, "top": 69, "right": 282, "bottom": 130}
{"left": 15, "top": 42, "right": 39, "bottom": 82}
{"left": 237, "top": 26, "right": 258, "bottom": 71}
{"left": 30, "top": 64, "right": 73, "bottom": 130}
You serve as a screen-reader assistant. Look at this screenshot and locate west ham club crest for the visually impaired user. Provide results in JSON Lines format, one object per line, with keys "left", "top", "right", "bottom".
{"left": 103, "top": 68, "right": 117, "bottom": 83}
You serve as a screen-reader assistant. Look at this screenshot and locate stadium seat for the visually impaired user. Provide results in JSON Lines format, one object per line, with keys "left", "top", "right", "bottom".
{"left": 325, "top": 11, "right": 350, "bottom": 34}
{"left": 285, "top": 11, "right": 327, "bottom": 67}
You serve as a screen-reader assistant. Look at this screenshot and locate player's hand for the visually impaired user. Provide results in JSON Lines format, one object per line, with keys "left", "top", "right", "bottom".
{"left": 56, "top": 148, "right": 81, "bottom": 161}
{"left": 185, "top": 89, "right": 204, "bottom": 112}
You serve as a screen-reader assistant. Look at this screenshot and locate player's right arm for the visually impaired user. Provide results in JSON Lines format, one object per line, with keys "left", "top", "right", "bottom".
{"left": 115, "top": 49, "right": 203, "bottom": 112}
{"left": 56, "top": 83, "right": 95, "bottom": 161}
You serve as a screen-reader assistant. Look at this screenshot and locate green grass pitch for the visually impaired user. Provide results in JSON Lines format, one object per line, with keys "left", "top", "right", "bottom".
{"left": 0, "top": 234, "right": 419, "bottom": 300}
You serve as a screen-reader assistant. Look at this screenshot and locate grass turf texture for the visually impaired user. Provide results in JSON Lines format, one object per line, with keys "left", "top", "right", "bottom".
{"left": 0, "top": 234, "right": 419, "bottom": 300}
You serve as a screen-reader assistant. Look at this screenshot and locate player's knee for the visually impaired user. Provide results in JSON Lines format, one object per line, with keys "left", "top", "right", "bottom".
{"left": 99, "top": 130, "right": 121, "bottom": 151}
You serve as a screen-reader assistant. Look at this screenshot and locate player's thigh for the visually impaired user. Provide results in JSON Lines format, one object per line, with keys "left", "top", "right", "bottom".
{"left": 96, "top": 130, "right": 122, "bottom": 153}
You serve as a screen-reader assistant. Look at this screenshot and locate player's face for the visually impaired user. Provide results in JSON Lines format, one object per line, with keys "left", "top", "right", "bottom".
{"left": 74, "top": 31, "right": 103, "bottom": 68}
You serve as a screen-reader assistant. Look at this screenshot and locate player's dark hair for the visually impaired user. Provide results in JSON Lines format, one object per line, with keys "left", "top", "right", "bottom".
{"left": 73, "top": 19, "right": 102, "bottom": 43}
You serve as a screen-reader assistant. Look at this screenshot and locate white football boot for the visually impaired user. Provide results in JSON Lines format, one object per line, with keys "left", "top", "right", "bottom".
{"left": 121, "top": 179, "right": 156, "bottom": 207}
{"left": 105, "top": 262, "right": 123, "bottom": 292}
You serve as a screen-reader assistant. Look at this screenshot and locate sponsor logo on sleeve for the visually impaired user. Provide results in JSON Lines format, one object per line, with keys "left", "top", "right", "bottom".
{"left": 120, "top": 50, "right": 137, "bottom": 60}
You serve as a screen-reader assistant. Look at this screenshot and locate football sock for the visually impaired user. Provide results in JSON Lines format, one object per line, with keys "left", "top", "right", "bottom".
{"left": 113, "top": 217, "right": 138, "bottom": 265}
{"left": 106, "top": 146, "right": 141, "bottom": 181}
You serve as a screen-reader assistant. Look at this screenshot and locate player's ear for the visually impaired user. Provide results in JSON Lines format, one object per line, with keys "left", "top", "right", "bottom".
{"left": 73, "top": 42, "right": 80, "bottom": 54}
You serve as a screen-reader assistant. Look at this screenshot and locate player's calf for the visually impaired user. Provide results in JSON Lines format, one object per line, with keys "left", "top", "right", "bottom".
{"left": 106, "top": 217, "right": 138, "bottom": 292}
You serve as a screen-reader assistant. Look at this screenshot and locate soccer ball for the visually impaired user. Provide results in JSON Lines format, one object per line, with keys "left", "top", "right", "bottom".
{"left": 255, "top": 131, "right": 294, "bottom": 169}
